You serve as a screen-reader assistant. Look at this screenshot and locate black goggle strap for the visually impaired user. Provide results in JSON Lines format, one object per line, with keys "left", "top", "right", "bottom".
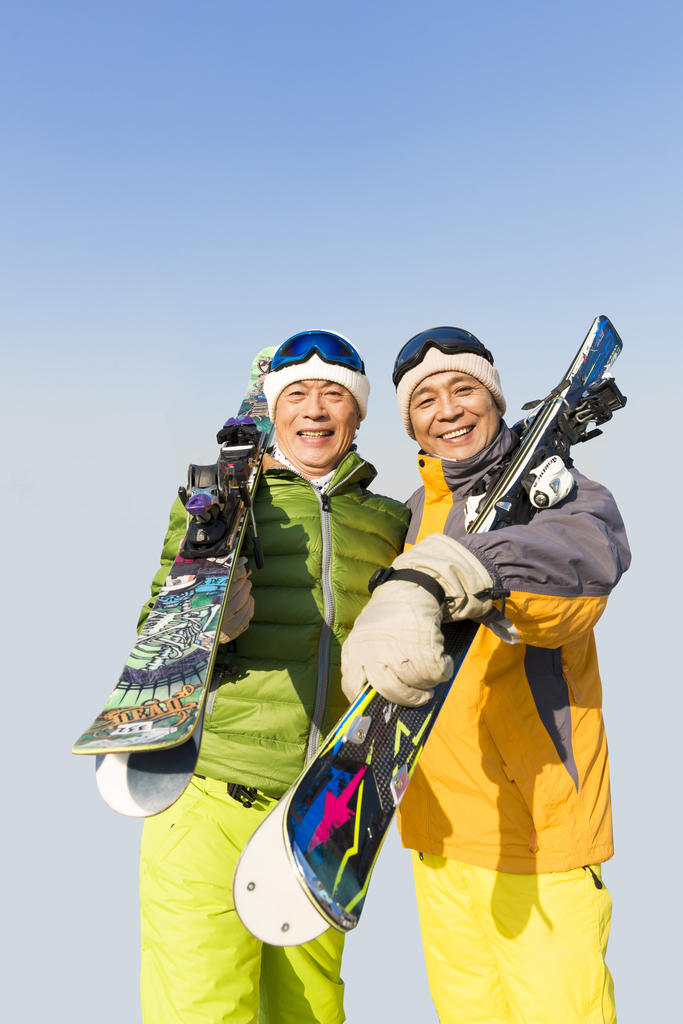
{"left": 393, "top": 339, "right": 493, "bottom": 386}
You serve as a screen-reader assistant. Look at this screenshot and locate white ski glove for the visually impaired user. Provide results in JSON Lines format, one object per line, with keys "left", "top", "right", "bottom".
{"left": 341, "top": 535, "right": 494, "bottom": 707}
{"left": 217, "top": 557, "right": 254, "bottom": 643}
{"left": 400, "top": 534, "right": 496, "bottom": 624}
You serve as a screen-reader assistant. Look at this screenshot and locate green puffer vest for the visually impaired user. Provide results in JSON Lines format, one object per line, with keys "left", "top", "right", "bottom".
{"left": 138, "top": 451, "right": 409, "bottom": 796}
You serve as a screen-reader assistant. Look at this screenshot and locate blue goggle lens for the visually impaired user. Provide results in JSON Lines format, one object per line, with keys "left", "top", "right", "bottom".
{"left": 272, "top": 332, "right": 365, "bottom": 374}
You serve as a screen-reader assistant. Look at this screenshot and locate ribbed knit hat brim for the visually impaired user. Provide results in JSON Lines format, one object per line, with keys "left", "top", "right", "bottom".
{"left": 397, "top": 348, "right": 506, "bottom": 439}
{"left": 263, "top": 352, "right": 370, "bottom": 420}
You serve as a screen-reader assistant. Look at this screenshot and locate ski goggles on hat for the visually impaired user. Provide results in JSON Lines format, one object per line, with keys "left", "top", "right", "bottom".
{"left": 392, "top": 327, "right": 494, "bottom": 387}
{"left": 271, "top": 331, "right": 366, "bottom": 375}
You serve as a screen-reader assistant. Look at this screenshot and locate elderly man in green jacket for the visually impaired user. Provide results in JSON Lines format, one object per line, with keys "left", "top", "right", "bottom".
{"left": 139, "top": 332, "right": 409, "bottom": 1024}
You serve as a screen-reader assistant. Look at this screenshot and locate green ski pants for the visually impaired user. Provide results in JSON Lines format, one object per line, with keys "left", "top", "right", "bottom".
{"left": 140, "top": 775, "right": 346, "bottom": 1024}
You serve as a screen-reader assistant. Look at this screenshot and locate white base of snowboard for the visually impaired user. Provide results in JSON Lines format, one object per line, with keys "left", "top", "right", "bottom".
{"left": 95, "top": 719, "right": 201, "bottom": 817}
{"left": 233, "top": 795, "right": 330, "bottom": 946}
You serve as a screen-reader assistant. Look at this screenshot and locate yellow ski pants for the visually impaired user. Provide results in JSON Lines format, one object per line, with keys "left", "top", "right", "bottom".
{"left": 140, "top": 776, "right": 345, "bottom": 1024}
{"left": 412, "top": 851, "right": 616, "bottom": 1024}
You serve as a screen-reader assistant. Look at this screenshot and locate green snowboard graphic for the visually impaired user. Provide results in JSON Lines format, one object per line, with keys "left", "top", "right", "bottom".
{"left": 73, "top": 348, "right": 275, "bottom": 757}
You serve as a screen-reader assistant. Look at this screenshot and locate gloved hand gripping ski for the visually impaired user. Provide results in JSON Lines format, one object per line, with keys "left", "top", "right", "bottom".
{"left": 217, "top": 557, "right": 254, "bottom": 643}
{"left": 341, "top": 536, "right": 494, "bottom": 707}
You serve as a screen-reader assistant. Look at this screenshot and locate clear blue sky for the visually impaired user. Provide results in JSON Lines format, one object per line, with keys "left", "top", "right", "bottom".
{"left": 1, "top": 2, "right": 681, "bottom": 1021}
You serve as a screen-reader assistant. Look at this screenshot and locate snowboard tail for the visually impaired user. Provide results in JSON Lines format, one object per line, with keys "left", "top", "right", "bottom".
{"left": 93, "top": 709, "right": 204, "bottom": 817}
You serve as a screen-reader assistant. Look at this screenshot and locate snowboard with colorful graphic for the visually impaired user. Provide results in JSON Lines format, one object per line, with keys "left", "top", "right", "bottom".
{"left": 72, "top": 347, "right": 275, "bottom": 816}
{"left": 233, "top": 316, "right": 626, "bottom": 944}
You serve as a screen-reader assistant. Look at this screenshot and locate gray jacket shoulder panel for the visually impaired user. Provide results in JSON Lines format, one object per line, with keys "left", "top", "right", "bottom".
{"left": 461, "top": 469, "right": 631, "bottom": 597}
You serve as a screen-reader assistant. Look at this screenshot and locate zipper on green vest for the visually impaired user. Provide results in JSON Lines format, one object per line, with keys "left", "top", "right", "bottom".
{"left": 266, "top": 458, "right": 367, "bottom": 764}
{"left": 307, "top": 487, "right": 335, "bottom": 762}
{"left": 306, "top": 460, "right": 366, "bottom": 761}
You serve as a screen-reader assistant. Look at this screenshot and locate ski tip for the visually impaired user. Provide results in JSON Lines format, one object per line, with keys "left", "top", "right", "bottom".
{"left": 233, "top": 796, "right": 331, "bottom": 946}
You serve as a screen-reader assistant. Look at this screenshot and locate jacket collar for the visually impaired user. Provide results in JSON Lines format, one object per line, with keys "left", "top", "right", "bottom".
{"left": 264, "top": 449, "right": 376, "bottom": 493}
{"left": 417, "top": 422, "right": 514, "bottom": 498}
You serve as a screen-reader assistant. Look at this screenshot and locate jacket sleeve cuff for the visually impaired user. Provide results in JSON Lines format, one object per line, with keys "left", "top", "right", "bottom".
{"left": 458, "top": 541, "right": 503, "bottom": 590}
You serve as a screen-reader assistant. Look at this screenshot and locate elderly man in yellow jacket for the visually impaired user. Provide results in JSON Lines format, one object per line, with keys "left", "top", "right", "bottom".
{"left": 342, "top": 327, "right": 630, "bottom": 1024}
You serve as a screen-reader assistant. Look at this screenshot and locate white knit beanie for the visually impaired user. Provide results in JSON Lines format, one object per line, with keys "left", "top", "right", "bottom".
{"left": 397, "top": 347, "right": 506, "bottom": 439}
{"left": 263, "top": 352, "right": 370, "bottom": 421}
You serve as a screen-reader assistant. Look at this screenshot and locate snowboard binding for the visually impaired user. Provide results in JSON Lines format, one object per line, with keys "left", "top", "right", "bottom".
{"left": 178, "top": 417, "right": 265, "bottom": 565}
{"left": 558, "top": 378, "right": 627, "bottom": 445}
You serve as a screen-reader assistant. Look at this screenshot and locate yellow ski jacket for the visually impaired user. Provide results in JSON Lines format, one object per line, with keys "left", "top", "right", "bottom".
{"left": 397, "top": 424, "right": 630, "bottom": 874}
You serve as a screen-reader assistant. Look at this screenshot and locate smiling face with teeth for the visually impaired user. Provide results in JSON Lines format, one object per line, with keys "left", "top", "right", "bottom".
{"left": 275, "top": 379, "right": 361, "bottom": 479}
{"left": 409, "top": 371, "right": 501, "bottom": 460}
